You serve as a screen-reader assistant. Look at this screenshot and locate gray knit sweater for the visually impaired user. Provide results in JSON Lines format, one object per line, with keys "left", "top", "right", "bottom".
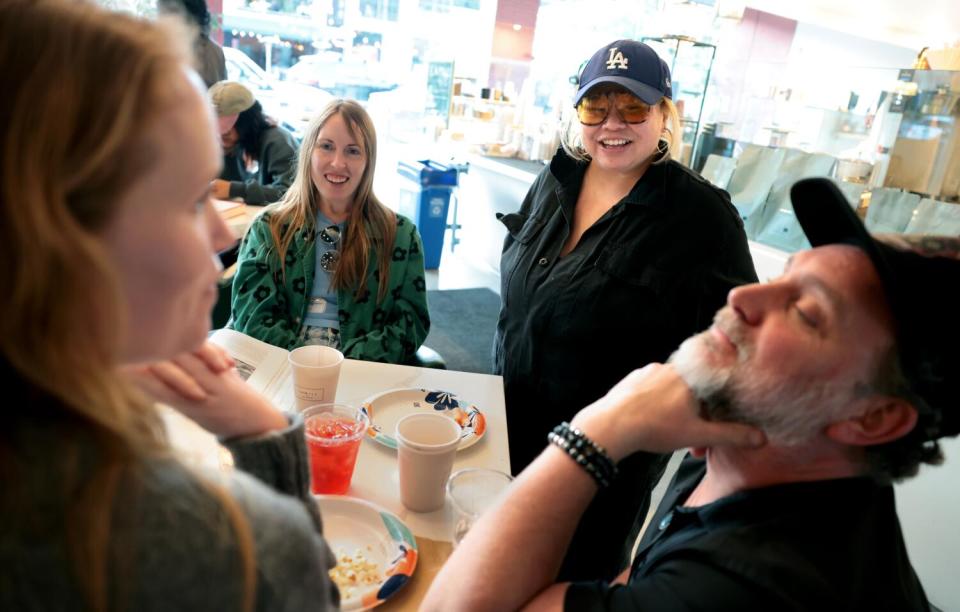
{"left": 222, "top": 126, "right": 298, "bottom": 206}
{"left": 1, "top": 413, "right": 339, "bottom": 611}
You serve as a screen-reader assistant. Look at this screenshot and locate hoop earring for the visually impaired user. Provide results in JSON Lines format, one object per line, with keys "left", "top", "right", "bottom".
{"left": 657, "top": 137, "right": 669, "bottom": 156}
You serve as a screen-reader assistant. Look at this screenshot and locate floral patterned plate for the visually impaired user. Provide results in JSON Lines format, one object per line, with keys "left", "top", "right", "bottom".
{"left": 315, "top": 495, "right": 418, "bottom": 611}
{"left": 360, "top": 388, "right": 487, "bottom": 451}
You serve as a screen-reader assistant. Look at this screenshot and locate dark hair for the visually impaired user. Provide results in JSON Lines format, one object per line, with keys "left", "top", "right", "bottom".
{"left": 863, "top": 348, "right": 945, "bottom": 483}
{"left": 157, "top": 0, "right": 211, "bottom": 35}
{"left": 234, "top": 101, "right": 277, "bottom": 162}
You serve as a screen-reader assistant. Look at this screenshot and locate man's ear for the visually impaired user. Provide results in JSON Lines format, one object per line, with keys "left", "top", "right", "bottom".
{"left": 826, "top": 397, "right": 918, "bottom": 446}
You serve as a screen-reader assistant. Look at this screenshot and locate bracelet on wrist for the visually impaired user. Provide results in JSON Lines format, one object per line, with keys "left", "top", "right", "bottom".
{"left": 547, "top": 421, "right": 619, "bottom": 488}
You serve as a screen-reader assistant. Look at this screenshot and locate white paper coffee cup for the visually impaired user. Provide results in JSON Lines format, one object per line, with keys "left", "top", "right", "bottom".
{"left": 288, "top": 345, "right": 344, "bottom": 412}
{"left": 396, "top": 413, "right": 461, "bottom": 512}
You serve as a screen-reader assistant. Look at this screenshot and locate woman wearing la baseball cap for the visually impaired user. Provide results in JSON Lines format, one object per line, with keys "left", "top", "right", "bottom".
{"left": 494, "top": 39, "right": 757, "bottom": 581}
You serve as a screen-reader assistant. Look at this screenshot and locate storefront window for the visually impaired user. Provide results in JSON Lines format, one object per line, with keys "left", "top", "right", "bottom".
{"left": 360, "top": 0, "right": 398, "bottom": 20}
{"left": 95, "top": 0, "right": 155, "bottom": 15}
{"left": 93, "top": 0, "right": 959, "bottom": 256}
{"left": 419, "top": 0, "right": 481, "bottom": 11}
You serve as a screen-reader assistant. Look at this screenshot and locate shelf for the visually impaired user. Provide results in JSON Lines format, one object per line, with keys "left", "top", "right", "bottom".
{"left": 642, "top": 35, "right": 717, "bottom": 168}
{"left": 452, "top": 94, "right": 515, "bottom": 106}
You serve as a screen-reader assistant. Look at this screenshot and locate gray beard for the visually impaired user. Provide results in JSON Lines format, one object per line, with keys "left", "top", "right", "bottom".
{"left": 668, "top": 322, "right": 858, "bottom": 447}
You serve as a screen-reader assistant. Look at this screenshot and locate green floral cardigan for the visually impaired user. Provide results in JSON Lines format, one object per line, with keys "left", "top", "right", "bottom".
{"left": 230, "top": 210, "right": 430, "bottom": 363}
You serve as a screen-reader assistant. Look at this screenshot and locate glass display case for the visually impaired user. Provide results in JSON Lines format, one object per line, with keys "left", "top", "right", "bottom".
{"left": 880, "top": 69, "right": 960, "bottom": 201}
{"left": 642, "top": 35, "right": 717, "bottom": 167}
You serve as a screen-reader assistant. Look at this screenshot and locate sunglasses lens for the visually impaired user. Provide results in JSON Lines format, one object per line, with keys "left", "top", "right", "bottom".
{"left": 577, "top": 92, "right": 651, "bottom": 125}
{"left": 320, "top": 250, "right": 339, "bottom": 272}
{"left": 577, "top": 96, "right": 609, "bottom": 126}
{"left": 615, "top": 94, "right": 651, "bottom": 123}
{"left": 320, "top": 225, "right": 340, "bottom": 245}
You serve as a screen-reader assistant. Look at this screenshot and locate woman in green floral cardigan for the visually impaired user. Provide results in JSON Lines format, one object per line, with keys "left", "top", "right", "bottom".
{"left": 230, "top": 100, "right": 429, "bottom": 363}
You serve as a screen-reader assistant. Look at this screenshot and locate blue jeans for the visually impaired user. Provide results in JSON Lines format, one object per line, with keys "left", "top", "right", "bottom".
{"left": 297, "top": 326, "right": 340, "bottom": 349}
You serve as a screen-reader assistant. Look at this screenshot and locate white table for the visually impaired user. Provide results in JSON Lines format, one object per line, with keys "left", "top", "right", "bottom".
{"left": 335, "top": 360, "right": 509, "bottom": 541}
{"left": 163, "top": 358, "right": 509, "bottom": 543}
{"left": 213, "top": 198, "right": 263, "bottom": 239}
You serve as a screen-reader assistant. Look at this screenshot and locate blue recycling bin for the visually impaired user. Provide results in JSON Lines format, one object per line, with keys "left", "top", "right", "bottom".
{"left": 397, "top": 160, "right": 459, "bottom": 270}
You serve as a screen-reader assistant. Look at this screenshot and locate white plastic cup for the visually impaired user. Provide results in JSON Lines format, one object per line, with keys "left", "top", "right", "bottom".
{"left": 447, "top": 468, "right": 514, "bottom": 546}
{"left": 396, "top": 413, "right": 461, "bottom": 512}
{"left": 288, "top": 345, "right": 344, "bottom": 412}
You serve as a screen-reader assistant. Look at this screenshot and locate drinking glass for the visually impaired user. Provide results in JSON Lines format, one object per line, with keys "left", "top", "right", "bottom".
{"left": 447, "top": 468, "right": 514, "bottom": 546}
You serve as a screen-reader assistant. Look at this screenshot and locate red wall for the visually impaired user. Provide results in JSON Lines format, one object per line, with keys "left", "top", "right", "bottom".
{"left": 208, "top": 0, "right": 223, "bottom": 45}
{"left": 491, "top": 0, "right": 540, "bottom": 61}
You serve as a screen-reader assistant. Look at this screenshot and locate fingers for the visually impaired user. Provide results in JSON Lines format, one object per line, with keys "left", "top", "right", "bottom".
{"left": 194, "top": 341, "right": 234, "bottom": 373}
{"left": 120, "top": 365, "right": 181, "bottom": 406}
{"left": 173, "top": 351, "right": 228, "bottom": 394}
{"left": 212, "top": 179, "right": 228, "bottom": 199}
{"left": 148, "top": 361, "right": 207, "bottom": 402}
{"left": 573, "top": 363, "right": 764, "bottom": 458}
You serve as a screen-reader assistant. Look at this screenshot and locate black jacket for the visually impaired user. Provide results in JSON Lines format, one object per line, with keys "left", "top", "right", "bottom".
{"left": 494, "top": 149, "right": 757, "bottom": 580}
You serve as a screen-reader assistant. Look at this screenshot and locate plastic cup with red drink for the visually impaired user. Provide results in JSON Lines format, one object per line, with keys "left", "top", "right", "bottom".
{"left": 303, "top": 403, "right": 369, "bottom": 495}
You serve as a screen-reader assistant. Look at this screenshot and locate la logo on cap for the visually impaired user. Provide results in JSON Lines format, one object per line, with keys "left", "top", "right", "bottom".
{"left": 605, "top": 47, "right": 628, "bottom": 70}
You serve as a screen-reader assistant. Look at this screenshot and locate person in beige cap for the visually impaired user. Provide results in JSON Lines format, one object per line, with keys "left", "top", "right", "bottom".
{"left": 209, "top": 80, "right": 298, "bottom": 206}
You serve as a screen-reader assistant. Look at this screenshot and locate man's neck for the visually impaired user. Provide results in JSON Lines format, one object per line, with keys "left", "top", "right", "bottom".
{"left": 684, "top": 444, "right": 864, "bottom": 508}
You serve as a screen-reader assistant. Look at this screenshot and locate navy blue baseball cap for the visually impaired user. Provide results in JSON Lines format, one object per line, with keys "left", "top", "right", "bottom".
{"left": 574, "top": 40, "right": 672, "bottom": 106}
{"left": 791, "top": 178, "right": 960, "bottom": 440}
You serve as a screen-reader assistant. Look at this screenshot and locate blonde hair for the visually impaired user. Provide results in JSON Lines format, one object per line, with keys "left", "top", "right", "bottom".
{"left": 0, "top": 1, "right": 253, "bottom": 609}
{"left": 560, "top": 94, "right": 683, "bottom": 165}
{"left": 266, "top": 99, "right": 397, "bottom": 302}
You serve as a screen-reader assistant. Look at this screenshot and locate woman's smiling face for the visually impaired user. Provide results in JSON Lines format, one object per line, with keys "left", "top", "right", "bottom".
{"left": 579, "top": 85, "right": 665, "bottom": 176}
{"left": 310, "top": 112, "right": 367, "bottom": 210}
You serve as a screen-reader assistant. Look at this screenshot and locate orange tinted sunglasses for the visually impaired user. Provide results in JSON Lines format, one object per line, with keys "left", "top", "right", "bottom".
{"left": 576, "top": 92, "right": 653, "bottom": 126}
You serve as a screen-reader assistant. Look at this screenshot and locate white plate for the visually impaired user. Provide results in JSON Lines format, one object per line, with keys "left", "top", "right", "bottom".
{"left": 316, "top": 495, "right": 418, "bottom": 610}
{"left": 360, "top": 388, "right": 487, "bottom": 451}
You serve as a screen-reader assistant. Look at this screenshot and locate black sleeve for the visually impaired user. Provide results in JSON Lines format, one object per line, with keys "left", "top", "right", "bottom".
{"left": 496, "top": 164, "right": 551, "bottom": 249}
{"left": 679, "top": 182, "right": 758, "bottom": 333}
{"left": 564, "top": 558, "right": 785, "bottom": 612}
{"left": 229, "top": 129, "right": 298, "bottom": 205}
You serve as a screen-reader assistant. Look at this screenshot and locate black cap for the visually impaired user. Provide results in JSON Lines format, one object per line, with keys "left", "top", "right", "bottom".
{"left": 791, "top": 178, "right": 960, "bottom": 440}
{"left": 574, "top": 40, "right": 672, "bottom": 106}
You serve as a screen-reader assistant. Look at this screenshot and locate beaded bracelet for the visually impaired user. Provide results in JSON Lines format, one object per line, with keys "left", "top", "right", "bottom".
{"left": 547, "top": 422, "right": 619, "bottom": 488}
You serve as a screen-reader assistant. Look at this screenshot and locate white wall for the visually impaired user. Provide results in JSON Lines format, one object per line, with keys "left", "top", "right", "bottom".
{"left": 786, "top": 23, "right": 915, "bottom": 113}
{"left": 749, "top": 241, "right": 960, "bottom": 610}
{"left": 745, "top": 0, "right": 960, "bottom": 50}
{"left": 896, "top": 438, "right": 960, "bottom": 611}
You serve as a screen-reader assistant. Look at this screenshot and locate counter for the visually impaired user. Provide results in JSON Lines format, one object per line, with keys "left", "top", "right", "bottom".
{"left": 451, "top": 154, "right": 545, "bottom": 275}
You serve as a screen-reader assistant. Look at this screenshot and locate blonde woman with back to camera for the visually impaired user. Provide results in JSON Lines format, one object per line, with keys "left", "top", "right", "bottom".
{"left": 0, "top": 1, "right": 337, "bottom": 610}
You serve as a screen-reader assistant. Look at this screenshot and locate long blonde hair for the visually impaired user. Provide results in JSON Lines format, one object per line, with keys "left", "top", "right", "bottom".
{"left": 560, "top": 95, "right": 683, "bottom": 164}
{"left": 267, "top": 100, "right": 397, "bottom": 302}
{"left": 0, "top": 1, "right": 253, "bottom": 609}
